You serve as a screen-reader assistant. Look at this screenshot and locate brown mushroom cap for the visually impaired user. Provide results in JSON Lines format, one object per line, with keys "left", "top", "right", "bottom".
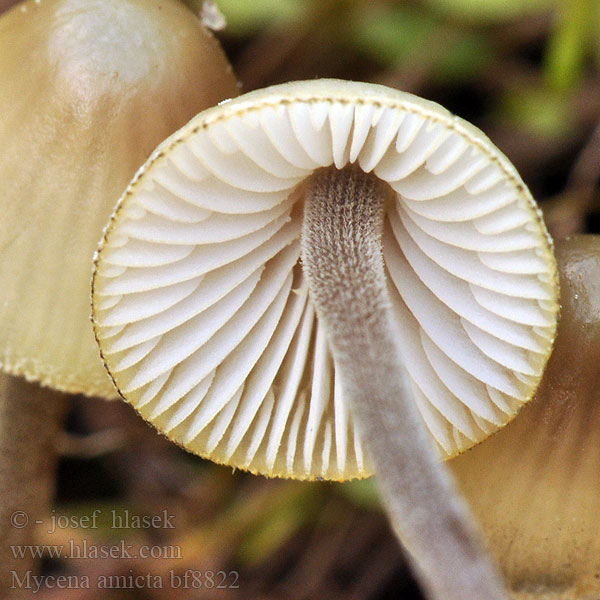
{"left": 452, "top": 235, "right": 600, "bottom": 599}
{"left": 0, "top": 0, "right": 238, "bottom": 397}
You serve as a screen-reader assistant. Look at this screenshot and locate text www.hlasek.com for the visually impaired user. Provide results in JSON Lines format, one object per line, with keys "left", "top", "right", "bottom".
{"left": 9, "top": 508, "right": 240, "bottom": 592}
{"left": 11, "top": 539, "right": 181, "bottom": 560}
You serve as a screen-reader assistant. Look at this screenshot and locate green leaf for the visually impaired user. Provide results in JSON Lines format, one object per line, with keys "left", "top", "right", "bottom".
{"left": 433, "top": 32, "right": 494, "bottom": 82}
{"left": 236, "top": 485, "right": 321, "bottom": 566}
{"left": 423, "top": 0, "right": 554, "bottom": 22}
{"left": 545, "top": 0, "right": 596, "bottom": 92}
{"left": 499, "top": 86, "right": 573, "bottom": 139}
{"left": 350, "top": 5, "right": 493, "bottom": 82}
{"left": 351, "top": 6, "right": 435, "bottom": 66}
{"left": 215, "top": 0, "right": 305, "bottom": 35}
{"left": 337, "top": 478, "right": 381, "bottom": 509}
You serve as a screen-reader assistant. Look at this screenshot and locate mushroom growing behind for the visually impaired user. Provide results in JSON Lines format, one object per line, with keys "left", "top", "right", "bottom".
{"left": 452, "top": 235, "right": 600, "bottom": 600}
{"left": 0, "top": 0, "right": 237, "bottom": 587}
{"left": 92, "top": 79, "right": 559, "bottom": 600}
{"left": 0, "top": 0, "right": 237, "bottom": 396}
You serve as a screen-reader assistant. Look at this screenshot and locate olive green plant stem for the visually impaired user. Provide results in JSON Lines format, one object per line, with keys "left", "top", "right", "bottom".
{"left": 301, "top": 165, "right": 508, "bottom": 600}
{"left": 0, "top": 373, "right": 69, "bottom": 593}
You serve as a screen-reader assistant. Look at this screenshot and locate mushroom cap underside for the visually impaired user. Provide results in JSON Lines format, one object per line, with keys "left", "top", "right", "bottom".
{"left": 0, "top": 0, "right": 238, "bottom": 397}
{"left": 92, "top": 79, "right": 559, "bottom": 480}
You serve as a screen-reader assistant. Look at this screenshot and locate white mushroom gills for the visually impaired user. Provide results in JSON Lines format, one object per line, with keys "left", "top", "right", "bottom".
{"left": 92, "top": 80, "right": 558, "bottom": 482}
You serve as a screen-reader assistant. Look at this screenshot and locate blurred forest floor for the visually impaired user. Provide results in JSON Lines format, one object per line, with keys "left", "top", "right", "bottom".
{"left": 4, "top": 0, "right": 600, "bottom": 598}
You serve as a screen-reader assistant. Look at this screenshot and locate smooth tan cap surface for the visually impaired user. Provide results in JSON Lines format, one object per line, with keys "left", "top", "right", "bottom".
{"left": 0, "top": 0, "right": 238, "bottom": 397}
{"left": 452, "top": 235, "right": 600, "bottom": 600}
{"left": 92, "top": 79, "right": 559, "bottom": 479}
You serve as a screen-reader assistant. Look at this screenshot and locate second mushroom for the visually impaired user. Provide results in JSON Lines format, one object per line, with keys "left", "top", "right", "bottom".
{"left": 92, "top": 80, "right": 559, "bottom": 600}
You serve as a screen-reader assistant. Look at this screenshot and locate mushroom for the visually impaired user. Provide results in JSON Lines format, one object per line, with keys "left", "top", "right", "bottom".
{"left": 92, "top": 79, "right": 559, "bottom": 599}
{"left": 451, "top": 234, "right": 600, "bottom": 600}
{"left": 0, "top": 0, "right": 237, "bottom": 586}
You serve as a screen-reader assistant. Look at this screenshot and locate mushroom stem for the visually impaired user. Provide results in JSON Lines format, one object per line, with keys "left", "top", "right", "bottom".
{"left": 301, "top": 165, "right": 508, "bottom": 600}
{"left": 0, "top": 373, "right": 69, "bottom": 589}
